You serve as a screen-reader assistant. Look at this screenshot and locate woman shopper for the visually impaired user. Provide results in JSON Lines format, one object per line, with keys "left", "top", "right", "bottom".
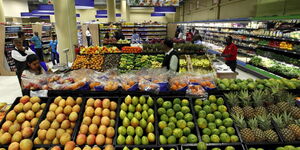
{"left": 162, "top": 38, "right": 179, "bottom": 72}
{"left": 21, "top": 54, "right": 47, "bottom": 78}
{"left": 11, "top": 38, "right": 36, "bottom": 84}
{"left": 31, "top": 32, "right": 44, "bottom": 61}
{"left": 186, "top": 29, "right": 193, "bottom": 42}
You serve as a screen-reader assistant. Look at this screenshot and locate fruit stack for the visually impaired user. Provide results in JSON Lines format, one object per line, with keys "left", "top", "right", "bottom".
{"left": 50, "top": 145, "right": 114, "bottom": 150}
{"left": 71, "top": 55, "right": 104, "bottom": 70}
{"left": 0, "top": 95, "right": 45, "bottom": 148}
{"left": 75, "top": 98, "right": 117, "bottom": 146}
{"left": 195, "top": 95, "right": 239, "bottom": 143}
{"left": 117, "top": 95, "right": 156, "bottom": 145}
{"left": 122, "top": 147, "right": 176, "bottom": 150}
{"left": 157, "top": 97, "right": 198, "bottom": 144}
{"left": 248, "top": 145, "right": 300, "bottom": 150}
{"left": 34, "top": 96, "right": 82, "bottom": 145}
{"left": 184, "top": 142, "right": 240, "bottom": 150}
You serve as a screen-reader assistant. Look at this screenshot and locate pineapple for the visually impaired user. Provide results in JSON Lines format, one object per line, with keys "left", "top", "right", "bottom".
{"left": 257, "top": 114, "right": 279, "bottom": 142}
{"left": 272, "top": 113, "right": 296, "bottom": 142}
{"left": 232, "top": 114, "right": 256, "bottom": 142}
{"left": 239, "top": 90, "right": 255, "bottom": 119}
{"left": 290, "top": 106, "right": 300, "bottom": 119}
{"left": 264, "top": 89, "right": 280, "bottom": 115}
{"left": 276, "top": 92, "right": 294, "bottom": 112}
{"left": 252, "top": 90, "right": 268, "bottom": 116}
{"left": 225, "top": 92, "right": 244, "bottom": 116}
{"left": 288, "top": 119, "right": 300, "bottom": 140}
{"left": 247, "top": 117, "right": 265, "bottom": 142}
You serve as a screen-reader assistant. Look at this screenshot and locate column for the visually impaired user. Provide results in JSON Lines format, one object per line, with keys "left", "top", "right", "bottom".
{"left": 121, "top": 0, "right": 130, "bottom": 22}
{"left": 53, "top": 0, "right": 78, "bottom": 65}
{"left": 0, "top": 0, "right": 15, "bottom": 76}
{"left": 107, "top": 0, "right": 116, "bottom": 22}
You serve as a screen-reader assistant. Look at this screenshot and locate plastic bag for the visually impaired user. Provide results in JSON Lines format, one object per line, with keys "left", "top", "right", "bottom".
{"left": 119, "top": 73, "right": 138, "bottom": 91}
{"left": 169, "top": 74, "right": 189, "bottom": 92}
{"left": 138, "top": 79, "right": 159, "bottom": 93}
{"left": 89, "top": 70, "right": 119, "bottom": 91}
{"left": 186, "top": 84, "right": 207, "bottom": 96}
{"left": 150, "top": 68, "right": 172, "bottom": 92}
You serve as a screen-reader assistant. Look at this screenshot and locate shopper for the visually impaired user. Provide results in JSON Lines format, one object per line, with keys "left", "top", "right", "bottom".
{"left": 11, "top": 38, "right": 36, "bottom": 84}
{"left": 49, "top": 35, "right": 59, "bottom": 66}
{"left": 21, "top": 54, "right": 46, "bottom": 78}
{"left": 115, "top": 29, "right": 125, "bottom": 41}
{"left": 221, "top": 36, "right": 238, "bottom": 72}
{"left": 192, "top": 35, "right": 203, "bottom": 45}
{"left": 31, "top": 32, "right": 44, "bottom": 61}
{"left": 18, "top": 31, "right": 29, "bottom": 49}
{"left": 131, "top": 30, "right": 141, "bottom": 44}
{"left": 77, "top": 29, "right": 83, "bottom": 46}
{"left": 162, "top": 38, "right": 179, "bottom": 72}
{"left": 186, "top": 29, "right": 193, "bottom": 42}
{"left": 191, "top": 27, "right": 197, "bottom": 36}
{"left": 86, "top": 28, "right": 92, "bottom": 46}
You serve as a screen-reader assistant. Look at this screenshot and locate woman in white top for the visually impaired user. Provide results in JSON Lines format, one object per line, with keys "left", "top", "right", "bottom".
{"left": 86, "top": 28, "right": 92, "bottom": 46}
{"left": 21, "top": 54, "right": 46, "bottom": 78}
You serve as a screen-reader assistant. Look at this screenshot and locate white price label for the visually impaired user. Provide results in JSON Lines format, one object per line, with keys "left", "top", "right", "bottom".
{"left": 30, "top": 90, "right": 48, "bottom": 97}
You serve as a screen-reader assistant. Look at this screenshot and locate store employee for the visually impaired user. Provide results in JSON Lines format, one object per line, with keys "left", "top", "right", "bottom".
{"left": 221, "top": 36, "right": 238, "bottom": 72}
{"left": 162, "top": 38, "right": 179, "bottom": 72}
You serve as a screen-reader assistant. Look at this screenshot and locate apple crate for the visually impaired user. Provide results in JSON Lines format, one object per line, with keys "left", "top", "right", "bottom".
{"left": 72, "top": 97, "right": 120, "bottom": 147}
{"left": 0, "top": 96, "right": 50, "bottom": 148}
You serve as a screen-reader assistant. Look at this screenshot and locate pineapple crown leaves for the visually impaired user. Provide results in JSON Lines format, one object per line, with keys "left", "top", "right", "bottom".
{"left": 247, "top": 118, "right": 259, "bottom": 130}
{"left": 239, "top": 90, "right": 252, "bottom": 106}
{"left": 294, "top": 119, "right": 300, "bottom": 125}
{"left": 282, "top": 111, "right": 294, "bottom": 125}
{"left": 285, "top": 92, "right": 296, "bottom": 106}
{"left": 257, "top": 114, "right": 272, "bottom": 131}
{"left": 271, "top": 114, "right": 286, "bottom": 129}
{"left": 232, "top": 114, "right": 248, "bottom": 129}
{"left": 252, "top": 90, "right": 265, "bottom": 106}
{"left": 225, "top": 92, "right": 240, "bottom": 107}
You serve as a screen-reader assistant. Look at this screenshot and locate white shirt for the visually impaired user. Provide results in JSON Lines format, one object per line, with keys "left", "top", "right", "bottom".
{"left": 12, "top": 47, "right": 35, "bottom": 62}
{"left": 166, "top": 48, "right": 179, "bottom": 72}
{"left": 86, "top": 30, "right": 91, "bottom": 37}
{"left": 22, "top": 69, "right": 46, "bottom": 78}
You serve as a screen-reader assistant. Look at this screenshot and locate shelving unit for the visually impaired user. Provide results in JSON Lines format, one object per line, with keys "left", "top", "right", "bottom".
{"left": 176, "top": 17, "right": 300, "bottom": 78}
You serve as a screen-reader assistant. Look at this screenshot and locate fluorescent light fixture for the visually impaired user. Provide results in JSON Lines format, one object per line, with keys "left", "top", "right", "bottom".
{"left": 32, "top": 10, "right": 54, "bottom": 16}
{"left": 20, "top": 12, "right": 39, "bottom": 18}
{"left": 38, "top": 4, "right": 54, "bottom": 12}
{"left": 151, "top": 13, "right": 166, "bottom": 17}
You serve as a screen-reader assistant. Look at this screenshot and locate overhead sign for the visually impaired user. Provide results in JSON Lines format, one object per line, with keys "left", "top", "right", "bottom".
{"left": 128, "top": 0, "right": 180, "bottom": 6}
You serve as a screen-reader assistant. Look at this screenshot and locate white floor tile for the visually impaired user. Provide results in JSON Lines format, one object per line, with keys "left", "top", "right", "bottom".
{"left": 0, "top": 76, "right": 22, "bottom": 104}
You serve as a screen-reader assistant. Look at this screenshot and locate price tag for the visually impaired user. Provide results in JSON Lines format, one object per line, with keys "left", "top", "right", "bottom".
{"left": 30, "top": 90, "right": 48, "bottom": 97}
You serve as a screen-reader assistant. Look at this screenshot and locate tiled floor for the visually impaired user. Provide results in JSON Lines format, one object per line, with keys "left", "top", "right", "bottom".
{"left": 0, "top": 69, "right": 259, "bottom": 104}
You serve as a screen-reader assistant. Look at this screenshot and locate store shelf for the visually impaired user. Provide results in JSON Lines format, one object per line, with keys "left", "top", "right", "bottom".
{"left": 122, "top": 30, "right": 166, "bottom": 32}
{"left": 258, "top": 45, "right": 300, "bottom": 56}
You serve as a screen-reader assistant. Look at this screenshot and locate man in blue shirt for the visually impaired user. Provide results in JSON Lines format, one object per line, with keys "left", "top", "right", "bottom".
{"left": 49, "top": 35, "right": 59, "bottom": 66}
{"left": 131, "top": 30, "right": 141, "bottom": 44}
{"left": 31, "top": 32, "right": 43, "bottom": 61}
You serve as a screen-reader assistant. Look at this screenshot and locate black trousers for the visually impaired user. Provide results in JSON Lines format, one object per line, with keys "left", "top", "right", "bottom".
{"left": 225, "top": 60, "right": 237, "bottom": 72}
{"left": 35, "top": 48, "right": 44, "bottom": 61}
{"left": 87, "top": 36, "right": 91, "bottom": 46}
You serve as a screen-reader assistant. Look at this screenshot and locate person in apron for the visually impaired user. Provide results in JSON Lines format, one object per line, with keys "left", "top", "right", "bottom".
{"left": 11, "top": 38, "right": 36, "bottom": 85}
{"left": 162, "top": 38, "right": 179, "bottom": 72}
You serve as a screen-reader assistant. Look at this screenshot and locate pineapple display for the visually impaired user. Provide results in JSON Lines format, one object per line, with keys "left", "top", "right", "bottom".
{"left": 252, "top": 90, "right": 268, "bottom": 116}
{"left": 272, "top": 113, "right": 296, "bottom": 142}
{"left": 239, "top": 90, "right": 255, "bottom": 119}
{"left": 232, "top": 114, "right": 256, "bottom": 142}
{"left": 276, "top": 92, "right": 294, "bottom": 113}
{"left": 257, "top": 114, "right": 279, "bottom": 143}
{"left": 264, "top": 89, "right": 280, "bottom": 115}
{"left": 248, "top": 117, "right": 266, "bottom": 142}
{"left": 288, "top": 119, "right": 300, "bottom": 140}
{"left": 225, "top": 92, "right": 244, "bottom": 116}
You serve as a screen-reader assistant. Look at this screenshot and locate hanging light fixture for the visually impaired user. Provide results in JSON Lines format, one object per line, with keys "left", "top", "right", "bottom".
{"left": 151, "top": 13, "right": 166, "bottom": 17}
{"left": 31, "top": 10, "right": 54, "bottom": 16}
{"left": 76, "top": 0, "right": 94, "bottom": 9}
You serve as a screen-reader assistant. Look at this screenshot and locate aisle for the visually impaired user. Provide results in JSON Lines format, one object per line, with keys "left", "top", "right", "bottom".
{"left": 0, "top": 76, "right": 22, "bottom": 103}
{"left": 236, "top": 68, "right": 258, "bottom": 80}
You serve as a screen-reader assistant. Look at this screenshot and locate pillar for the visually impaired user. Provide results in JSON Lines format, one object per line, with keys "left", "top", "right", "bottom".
{"left": 53, "top": 0, "right": 78, "bottom": 65}
{"left": 121, "top": 0, "right": 130, "bottom": 22}
{"left": 0, "top": 0, "right": 4, "bottom": 22}
{"left": 107, "top": 0, "right": 116, "bottom": 22}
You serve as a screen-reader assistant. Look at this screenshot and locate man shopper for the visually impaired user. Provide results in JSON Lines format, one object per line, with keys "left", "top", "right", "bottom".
{"left": 221, "top": 36, "right": 238, "bottom": 72}
{"left": 49, "top": 35, "right": 59, "bottom": 66}
{"left": 31, "top": 32, "right": 43, "bottom": 61}
{"left": 86, "top": 28, "right": 92, "bottom": 46}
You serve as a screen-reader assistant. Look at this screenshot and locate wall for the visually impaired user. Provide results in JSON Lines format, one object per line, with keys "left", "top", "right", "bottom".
{"left": 3, "top": 0, "right": 29, "bottom": 18}
{"left": 256, "top": 0, "right": 300, "bottom": 17}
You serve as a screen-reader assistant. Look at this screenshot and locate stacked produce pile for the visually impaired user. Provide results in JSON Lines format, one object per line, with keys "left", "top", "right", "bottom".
{"left": 122, "top": 147, "right": 176, "bottom": 150}
{"left": 117, "top": 96, "right": 156, "bottom": 145}
{"left": 35, "top": 96, "right": 82, "bottom": 145}
{"left": 216, "top": 78, "right": 300, "bottom": 91}
{"left": 80, "top": 46, "right": 120, "bottom": 54}
{"left": 71, "top": 55, "right": 104, "bottom": 70}
{"left": 75, "top": 98, "right": 117, "bottom": 146}
{"left": 142, "top": 43, "right": 165, "bottom": 53}
{"left": 256, "top": 49, "right": 300, "bottom": 66}
{"left": 195, "top": 95, "right": 240, "bottom": 143}
{"left": 117, "top": 39, "right": 130, "bottom": 44}
{"left": 157, "top": 97, "right": 198, "bottom": 144}
{"left": 174, "top": 43, "right": 205, "bottom": 53}
{"left": 0, "top": 96, "right": 45, "bottom": 146}
{"left": 0, "top": 102, "right": 8, "bottom": 121}
{"left": 179, "top": 55, "right": 213, "bottom": 74}
{"left": 102, "top": 55, "right": 121, "bottom": 71}
{"left": 249, "top": 56, "right": 300, "bottom": 78}
{"left": 119, "top": 54, "right": 164, "bottom": 72}
{"left": 226, "top": 88, "right": 300, "bottom": 143}
{"left": 121, "top": 46, "right": 142, "bottom": 53}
